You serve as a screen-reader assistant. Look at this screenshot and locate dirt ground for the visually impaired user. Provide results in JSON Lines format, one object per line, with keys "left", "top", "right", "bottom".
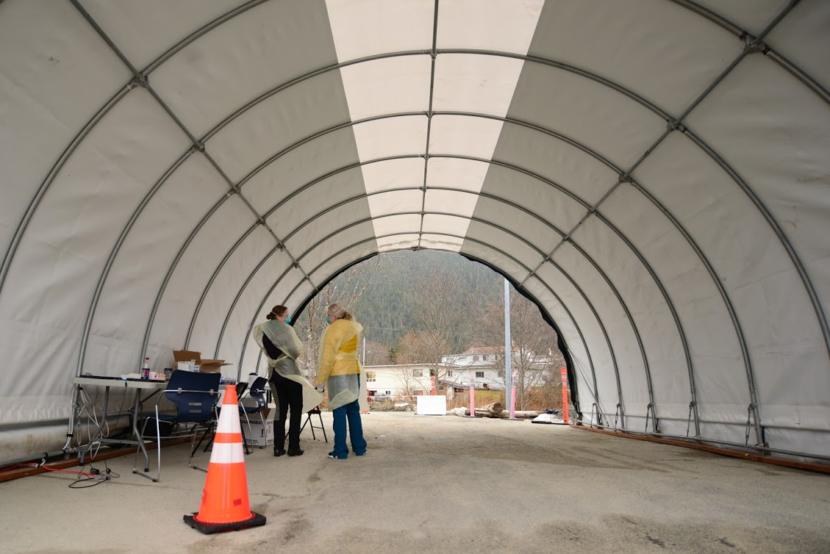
{"left": 1, "top": 412, "right": 829, "bottom": 553}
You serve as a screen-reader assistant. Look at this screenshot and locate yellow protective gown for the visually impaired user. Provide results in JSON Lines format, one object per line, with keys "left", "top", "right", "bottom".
{"left": 317, "top": 318, "right": 363, "bottom": 409}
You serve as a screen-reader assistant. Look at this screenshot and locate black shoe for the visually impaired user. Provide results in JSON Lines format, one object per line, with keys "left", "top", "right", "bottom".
{"left": 274, "top": 449, "right": 286, "bottom": 457}
{"left": 287, "top": 448, "right": 304, "bottom": 457}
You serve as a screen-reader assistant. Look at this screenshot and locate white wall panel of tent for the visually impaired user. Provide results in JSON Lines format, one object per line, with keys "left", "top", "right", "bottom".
{"left": 0, "top": 0, "right": 828, "bottom": 464}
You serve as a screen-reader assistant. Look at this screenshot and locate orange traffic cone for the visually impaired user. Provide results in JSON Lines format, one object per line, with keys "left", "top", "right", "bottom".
{"left": 184, "top": 384, "right": 266, "bottom": 534}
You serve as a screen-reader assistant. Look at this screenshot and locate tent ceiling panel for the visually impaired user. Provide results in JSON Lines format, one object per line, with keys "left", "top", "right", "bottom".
{"left": 241, "top": 126, "right": 362, "bottom": 212}
{"left": 505, "top": 61, "right": 666, "bottom": 169}
{"left": 687, "top": 55, "right": 830, "bottom": 341}
{"left": 265, "top": 167, "right": 368, "bottom": 240}
{"left": 426, "top": 158, "right": 490, "bottom": 192}
{"left": 237, "top": 266, "right": 308, "bottom": 372}
{"left": 522, "top": 274, "right": 597, "bottom": 413}
{"left": 567, "top": 219, "right": 692, "bottom": 420}
{"left": 527, "top": 0, "right": 742, "bottom": 115}
{"left": 372, "top": 215, "right": 422, "bottom": 239}
{"left": 377, "top": 234, "right": 420, "bottom": 253}
{"left": 766, "top": 0, "right": 830, "bottom": 94}
{"left": 290, "top": 219, "right": 376, "bottom": 276}
{"left": 632, "top": 132, "right": 791, "bottom": 289}
{"left": 0, "top": 0, "right": 129, "bottom": 245}
{"left": 206, "top": 71, "right": 354, "bottom": 183}
{"left": 149, "top": 0, "right": 340, "bottom": 138}
{"left": 307, "top": 241, "right": 378, "bottom": 291}
{"left": 324, "top": 0, "right": 433, "bottom": 61}
{"left": 692, "top": 0, "right": 790, "bottom": 36}
{"left": 474, "top": 163, "right": 589, "bottom": 233}
{"left": 486, "top": 123, "right": 620, "bottom": 207}
{"left": 0, "top": 88, "right": 189, "bottom": 326}
{"left": 457, "top": 239, "right": 531, "bottom": 285}
{"left": 464, "top": 197, "right": 561, "bottom": 257}
{"left": 364, "top": 190, "right": 424, "bottom": 218}
{"left": 428, "top": 115, "right": 505, "bottom": 160}
{"left": 420, "top": 214, "right": 475, "bottom": 241}
{"left": 214, "top": 247, "right": 295, "bottom": 364}
{"left": 437, "top": 0, "right": 544, "bottom": 54}
{"left": 90, "top": 153, "right": 230, "bottom": 365}
{"left": 361, "top": 158, "right": 425, "bottom": 194}
{"left": 418, "top": 234, "right": 465, "bottom": 252}
{"left": 533, "top": 261, "right": 620, "bottom": 420}
{"left": 187, "top": 225, "right": 276, "bottom": 355}
{"left": 730, "top": 269, "right": 829, "bottom": 429}
{"left": 599, "top": 184, "right": 751, "bottom": 415}
{"left": 462, "top": 221, "right": 544, "bottom": 275}
{"left": 82, "top": 0, "right": 242, "bottom": 69}
{"left": 353, "top": 116, "right": 428, "bottom": 162}
{"left": 551, "top": 241, "right": 651, "bottom": 421}
{"left": 147, "top": 195, "right": 258, "bottom": 359}
{"left": 338, "top": 56, "right": 432, "bottom": 120}
{"left": 423, "top": 190, "right": 478, "bottom": 220}
{"left": 432, "top": 54, "right": 524, "bottom": 117}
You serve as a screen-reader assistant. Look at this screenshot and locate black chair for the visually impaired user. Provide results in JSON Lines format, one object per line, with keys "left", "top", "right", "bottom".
{"left": 136, "top": 370, "right": 221, "bottom": 482}
{"left": 239, "top": 377, "right": 270, "bottom": 449}
{"left": 203, "top": 377, "right": 269, "bottom": 453}
{"left": 300, "top": 406, "right": 328, "bottom": 443}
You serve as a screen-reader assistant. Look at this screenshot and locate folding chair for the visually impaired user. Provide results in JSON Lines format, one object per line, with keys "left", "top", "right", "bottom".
{"left": 201, "top": 379, "right": 262, "bottom": 454}
{"left": 300, "top": 406, "right": 328, "bottom": 443}
{"left": 136, "top": 370, "right": 221, "bottom": 482}
{"left": 237, "top": 377, "right": 269, "bottom": 449}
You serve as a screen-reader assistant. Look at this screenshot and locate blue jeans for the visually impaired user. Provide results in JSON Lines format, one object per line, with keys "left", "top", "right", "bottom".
{"left": 331, "top": 400, "right": 366, "bottom": 459}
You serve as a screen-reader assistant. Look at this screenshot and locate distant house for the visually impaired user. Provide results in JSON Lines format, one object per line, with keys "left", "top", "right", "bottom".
{"left": 364, "top": 363, "right": 435, "bottom": 400}
{"left": 365, "top": 346, "right": 557, "bottom": 402}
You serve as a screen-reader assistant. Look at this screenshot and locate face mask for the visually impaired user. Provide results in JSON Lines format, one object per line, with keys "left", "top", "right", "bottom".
{"left": 326, "top": 315, "right": 333, "bottom": 324}
{"left": 285, "top": 316, "right": 292, "bottom": 325}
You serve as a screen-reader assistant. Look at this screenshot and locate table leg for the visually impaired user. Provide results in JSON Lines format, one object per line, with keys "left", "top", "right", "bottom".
{"left": 102, "top": 386, "right": 110, "bottom": 437}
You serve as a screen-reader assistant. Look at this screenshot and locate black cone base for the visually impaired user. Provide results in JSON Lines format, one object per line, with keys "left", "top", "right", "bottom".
{"left": 183, "top": 511, "right": 266, "bottom": 534}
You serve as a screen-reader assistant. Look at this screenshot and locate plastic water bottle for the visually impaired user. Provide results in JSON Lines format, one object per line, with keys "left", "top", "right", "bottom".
{"left": 142, "top": 357, "right": 151, "bottom": 380}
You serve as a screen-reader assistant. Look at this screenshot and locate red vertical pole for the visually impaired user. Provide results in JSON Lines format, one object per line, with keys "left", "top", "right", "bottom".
{"left": 561, "top": 367, "right": 569, "bottom": 424}
{"left": 469, "top": 386, "right": 476, "bottom": 417}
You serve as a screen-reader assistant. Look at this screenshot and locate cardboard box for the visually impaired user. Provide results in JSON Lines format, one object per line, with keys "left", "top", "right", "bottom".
{"left": 244, "top": 403, "right": 276, "bottom": 448}
{"left": 172, "top": 350, "right": 228, "bottom": 373}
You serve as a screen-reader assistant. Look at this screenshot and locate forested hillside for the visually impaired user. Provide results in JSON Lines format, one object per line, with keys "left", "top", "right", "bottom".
{"left": 342, "top": 251, "right": 503, "bottom": 349}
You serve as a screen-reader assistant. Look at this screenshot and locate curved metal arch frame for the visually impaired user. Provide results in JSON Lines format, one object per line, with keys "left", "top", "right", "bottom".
{"left": 21, "top": 20, "right": 817, "bottom": 423}
{"left": 240, "top": 227, "right": 604, "bottom": 421}
{"left": 136, "top": 132, "right": 683, "bottom": 425}
{"left": 209, "top": 184, "right": 661, "bottom": 426}
{"left": 69, "top": 63, "right": 821, "bottom": 438}
{"left": 266, "top": 211, "right": 626, "bottom": 419}
{"left": 66, "top": 0, "right": 316, "bottom": 379}
{"left": 227, "top": 209, "right": 609, "bottom": 405}
{"left": 3, "top": 3, "right": 821, "bottom": 397}
{"left": 12, "top": 0, "right": 819, "bottom": 444}
{"left": 0, "top": 0, "right": 268, "bottom": 294}
{"left": 200, "top": 149, "right": 700, "bottom": 425}
{"left": 669, "top": 0, "right": 830, "bottom": 105}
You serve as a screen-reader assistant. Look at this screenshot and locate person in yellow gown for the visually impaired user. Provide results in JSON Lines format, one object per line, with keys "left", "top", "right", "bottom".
{"left": 316, "top": 303, "right": 367, "bottom": 459}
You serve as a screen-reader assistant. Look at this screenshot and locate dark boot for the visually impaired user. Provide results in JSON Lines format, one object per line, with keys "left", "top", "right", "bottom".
{"left": 273, "top": 419, "right": 285, "bottom": 456}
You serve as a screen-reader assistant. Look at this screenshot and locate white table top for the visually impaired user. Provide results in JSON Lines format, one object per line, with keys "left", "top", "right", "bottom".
{"left": 74, "top": 375, "right": 167, "bottom": 390}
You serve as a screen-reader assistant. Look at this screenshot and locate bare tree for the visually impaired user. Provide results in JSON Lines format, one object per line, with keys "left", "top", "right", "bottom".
{"left": 293, "top": 259, "right": 377, "bottom": 376}
{"left": 363, "top": 339, "right": 392, "bottom": 365}
{"left": 396, "top": 330, "right": 449, "bottom": 392}
{"left": 477, "top": 289, "right": 562, "bottom": 410}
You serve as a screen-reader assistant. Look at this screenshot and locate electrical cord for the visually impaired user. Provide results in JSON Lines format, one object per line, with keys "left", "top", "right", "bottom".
{"left": 28, "top": 455, "right": 120, "bottom": 489}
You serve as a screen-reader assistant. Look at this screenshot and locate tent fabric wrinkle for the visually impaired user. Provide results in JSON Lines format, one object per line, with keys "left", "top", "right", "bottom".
{"left": 0, "top": 0, "right": 828, "bottom": 463}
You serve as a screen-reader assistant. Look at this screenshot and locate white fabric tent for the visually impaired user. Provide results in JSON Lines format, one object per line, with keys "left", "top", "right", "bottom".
{"left": 1, "top": 0, "right": 828, "bottom": 464}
